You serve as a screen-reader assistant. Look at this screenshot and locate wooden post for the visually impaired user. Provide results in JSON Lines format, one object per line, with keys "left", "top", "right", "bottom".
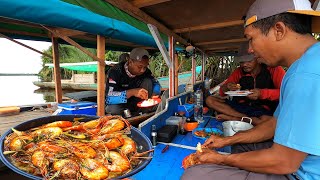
{"left": 169, "top": 36, "right": 175, "bottom": 97}
{"left": 174, "top": 53, "right": 179, "bottom": 95}
{"left": 51, "top": 36, "right": 62, "bottom": 103}
{"left": 97, "top": 35, "right": 106, "bottom": 116}
{"left": 202, "top": 53, "right": 206, "bottom": 81}
{"left": 192, "top": 54, "right": 196, "bottom": 85}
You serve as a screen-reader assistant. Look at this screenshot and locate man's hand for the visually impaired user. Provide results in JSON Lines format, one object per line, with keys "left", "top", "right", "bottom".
{"left": 202, "top": 134, "right": 228, "bottom": 149}
{"left": 247, "top": 89, "right": 261, "bottom": 100}
{"left": 135, "top": 88, "right": 148, "bottom": 99}
{"left": 127, "top": 88, "right": 148, "bottom": 99}
{"left": 192, "top": 148, "right": 225, "bottom": 165}
{"left": 227, "top": 82, "right": 241, "bottom": 91}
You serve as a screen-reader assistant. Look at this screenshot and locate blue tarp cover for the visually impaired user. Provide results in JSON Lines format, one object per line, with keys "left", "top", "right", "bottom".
{"left": 0, "top": 0, "right": 158, "bottom": 47}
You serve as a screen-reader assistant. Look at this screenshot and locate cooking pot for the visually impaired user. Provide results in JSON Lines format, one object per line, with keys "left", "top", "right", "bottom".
{"left": 0, "top": 115, "right": 153, "bottom": 179}
{"left": 222, "top": 117, "right": 253, "bottom": 136}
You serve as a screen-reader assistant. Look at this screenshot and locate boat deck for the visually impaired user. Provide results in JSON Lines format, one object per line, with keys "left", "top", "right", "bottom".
{"left": 132, "top": 116, "right": 230, "bottom": 180}
{"left": 0, "top": 110, "right": 51, "bottom": 136}
{"left": 0, "top": 110, "right": 52, "bottom": 179}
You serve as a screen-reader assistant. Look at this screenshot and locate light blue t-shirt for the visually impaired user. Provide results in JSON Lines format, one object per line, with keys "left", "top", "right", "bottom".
{"left": 274, "top": 42, "right": 320, "bottom": 180}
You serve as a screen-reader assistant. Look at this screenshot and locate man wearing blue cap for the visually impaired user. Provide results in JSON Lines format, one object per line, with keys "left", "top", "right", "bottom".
{"left": 182, "top": 0, "right": 320, "bottom": 179}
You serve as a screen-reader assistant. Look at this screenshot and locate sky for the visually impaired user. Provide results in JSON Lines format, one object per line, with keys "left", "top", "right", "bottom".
{"left": 0, "top": 38, "right": 51, "bottom": 74}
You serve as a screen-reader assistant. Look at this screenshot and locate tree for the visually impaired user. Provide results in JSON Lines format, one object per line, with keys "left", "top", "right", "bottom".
{"left": 39, "top": 45, "right": 122, "bottom": 81}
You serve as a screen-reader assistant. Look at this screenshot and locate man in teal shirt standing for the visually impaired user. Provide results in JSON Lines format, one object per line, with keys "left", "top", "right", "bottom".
{"left": 181, "top": 0, "right": 320, "bottom": 179}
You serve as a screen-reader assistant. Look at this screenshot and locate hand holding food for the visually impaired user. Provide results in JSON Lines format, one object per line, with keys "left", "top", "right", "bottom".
{"left": 182, "top": 142, "right": 202, "bottom": 169}
{"left": 136, "top": 88, "right": 148, "bottom": 99}
{"left": 196, "top": 142, "right": 202, "bottom": 152}
{"left": 182, "top": 148, "right": 224, "bottom": 169}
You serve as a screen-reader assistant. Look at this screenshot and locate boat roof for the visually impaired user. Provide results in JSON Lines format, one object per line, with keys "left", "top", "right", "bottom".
{"left": 0, "top": 0, "right": 318, "bottom": 55}
{"left": 0, "top": 0, "right": 166, "bottom": 51}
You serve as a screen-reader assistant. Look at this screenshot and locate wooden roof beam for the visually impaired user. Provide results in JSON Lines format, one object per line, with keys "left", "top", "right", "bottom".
{"left": 174, "top": 20, "right": 244, "bottom": 33}
{"left": 0, "top": 28, "right": 47, "bottom": 38}
{"left": 42, "top": 25, "right": 106, "bottom": 66}
{"left": 104, "top": 0, "right": 188, "bottom": 45}
{"left": 131, "top": 0, "right": 171, "bottom": 8}
{"left": 0, "top": 17, "right": 42, "bottom": 29}
{"left": 75, "top": 35, "right": 156, "bottom": 49}
{"left": 204, "top": 46, "right": 239, "bottom": 52}
{"left": 52, "top": 28, "right": 87, "bottom": 37}
{"left": 195, "top": 38, "right": 247, "bottom": 46}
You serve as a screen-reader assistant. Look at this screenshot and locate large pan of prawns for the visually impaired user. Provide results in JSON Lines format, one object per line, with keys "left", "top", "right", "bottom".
{"left": 0, "top": 115, "right": 153, "bottom": 180}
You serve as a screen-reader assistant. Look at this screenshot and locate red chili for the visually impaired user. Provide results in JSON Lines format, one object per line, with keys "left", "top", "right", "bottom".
{"left": 161, "top": 145, "right": 169, "bottom": 153}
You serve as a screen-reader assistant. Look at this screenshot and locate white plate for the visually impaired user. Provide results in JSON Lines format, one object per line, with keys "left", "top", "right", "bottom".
{"left": 225, "top": 91, "right": 253, "bottom": 96}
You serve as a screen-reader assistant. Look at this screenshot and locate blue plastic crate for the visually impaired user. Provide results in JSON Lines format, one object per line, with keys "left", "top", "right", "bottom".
{"left": 177, "top": 103, "right": 194, "bottom": 118}
{"left": 57, "top": 101, "right": 97, "bottom": 115}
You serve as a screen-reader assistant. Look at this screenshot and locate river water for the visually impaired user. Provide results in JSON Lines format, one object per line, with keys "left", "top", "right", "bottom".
{"left": 0, "top": 75, "right": 74, "bottom": 107}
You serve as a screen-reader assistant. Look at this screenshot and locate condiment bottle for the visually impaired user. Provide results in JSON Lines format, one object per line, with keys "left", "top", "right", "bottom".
{"left": 151, "top": 125, "right": 157, "bottom": 147}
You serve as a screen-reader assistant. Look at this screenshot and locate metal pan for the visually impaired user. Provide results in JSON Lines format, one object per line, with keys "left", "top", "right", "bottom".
{"left": 0, "top": 115, "right": 153, "bottom": 179}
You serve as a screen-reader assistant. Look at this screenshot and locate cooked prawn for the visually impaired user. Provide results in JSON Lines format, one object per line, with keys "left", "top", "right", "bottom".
{"left": 31, "top": 151, "right": 49, "bottom": 176}
{"left": 107, "top": 151, "right": 130, "bottom": 172}
{"left": 53, "top": 159, "right": 80, "bottom": 178}
{"left": 39, "top": 121, "right": 73, "bottom": 128}
{"left": 38, "top": 141, "right": 67, "bottom": 153}
{"left": 121, "top": 136, "right": 137, "bottom": 156}
{"left": 63, "top": 119, "right": 101, "bottom": 134}
{"left": 32, "top": 127, "right": 62, "bottom": 138}
{"left": 9, "top": 135, "right": 33, "bottom": 151}
{"left": 80, "top": 158, "right": 109, "bottom": 180}
{"left": 100, "top": 119, "right": 125, "bottom": 134}
{"left": 68, "top": 142, "right": 96, "bottom": 158}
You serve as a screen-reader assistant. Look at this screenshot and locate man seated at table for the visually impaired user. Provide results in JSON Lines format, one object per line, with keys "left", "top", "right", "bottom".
{"left": 105, "top": 48, "right": 161, "bottom": 115}
{"left": 206, "top": 46, "right": 285, "bottom": 123}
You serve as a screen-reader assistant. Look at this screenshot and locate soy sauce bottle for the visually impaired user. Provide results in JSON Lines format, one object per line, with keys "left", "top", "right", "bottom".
{"left": 151, "top": 125, "right": 157, "bottom": 147}
{"left": 179, "top": 116, "right": 187, "bottom": 135}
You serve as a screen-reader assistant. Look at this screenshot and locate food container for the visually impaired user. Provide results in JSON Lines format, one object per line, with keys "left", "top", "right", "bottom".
{"left": 166, "top": 116, "right": 182, "bottom": 126}
{"left": 222, "top": 117, "right": 253, "bottom": 136}
{"left": 56, "top": 101, "right": 97, "bottom": 115}
{"left": 0, "top": 115, "right": 153, "bottom": 179}
{"left": 157, "top": 125, "right": 178, "bottom": 143}
{"left": 183, "top": 122, "right": 199, "bottom": 131}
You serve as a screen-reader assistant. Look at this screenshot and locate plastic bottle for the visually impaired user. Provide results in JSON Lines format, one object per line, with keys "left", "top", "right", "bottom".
{"left": 189, "top": 90, "right": 195, "bottom": 104}
{"left": 194, "top": 89, "right": 204, "bottom": 123}
{"left": 179, "top": 116, "right": 187, "bottom": 135}
{"left": 204, "top": 78, "right": 210, "bottom": 90}
{"left": 151, "top": 125, "right": 157, "bottom": 147}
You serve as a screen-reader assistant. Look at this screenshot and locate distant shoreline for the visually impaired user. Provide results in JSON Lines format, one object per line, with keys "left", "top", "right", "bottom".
{"left": 0, "top": 73, "right": 38, "bottom": 76}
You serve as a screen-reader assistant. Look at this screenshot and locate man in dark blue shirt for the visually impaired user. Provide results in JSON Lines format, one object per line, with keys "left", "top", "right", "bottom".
{"left": 105, "top": 48, "right": 161, "bottom": 115}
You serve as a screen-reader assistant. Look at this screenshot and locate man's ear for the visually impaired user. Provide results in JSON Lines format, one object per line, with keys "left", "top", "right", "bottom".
{"left": 273, "top": 22, "right": 287, "bottom": 41}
